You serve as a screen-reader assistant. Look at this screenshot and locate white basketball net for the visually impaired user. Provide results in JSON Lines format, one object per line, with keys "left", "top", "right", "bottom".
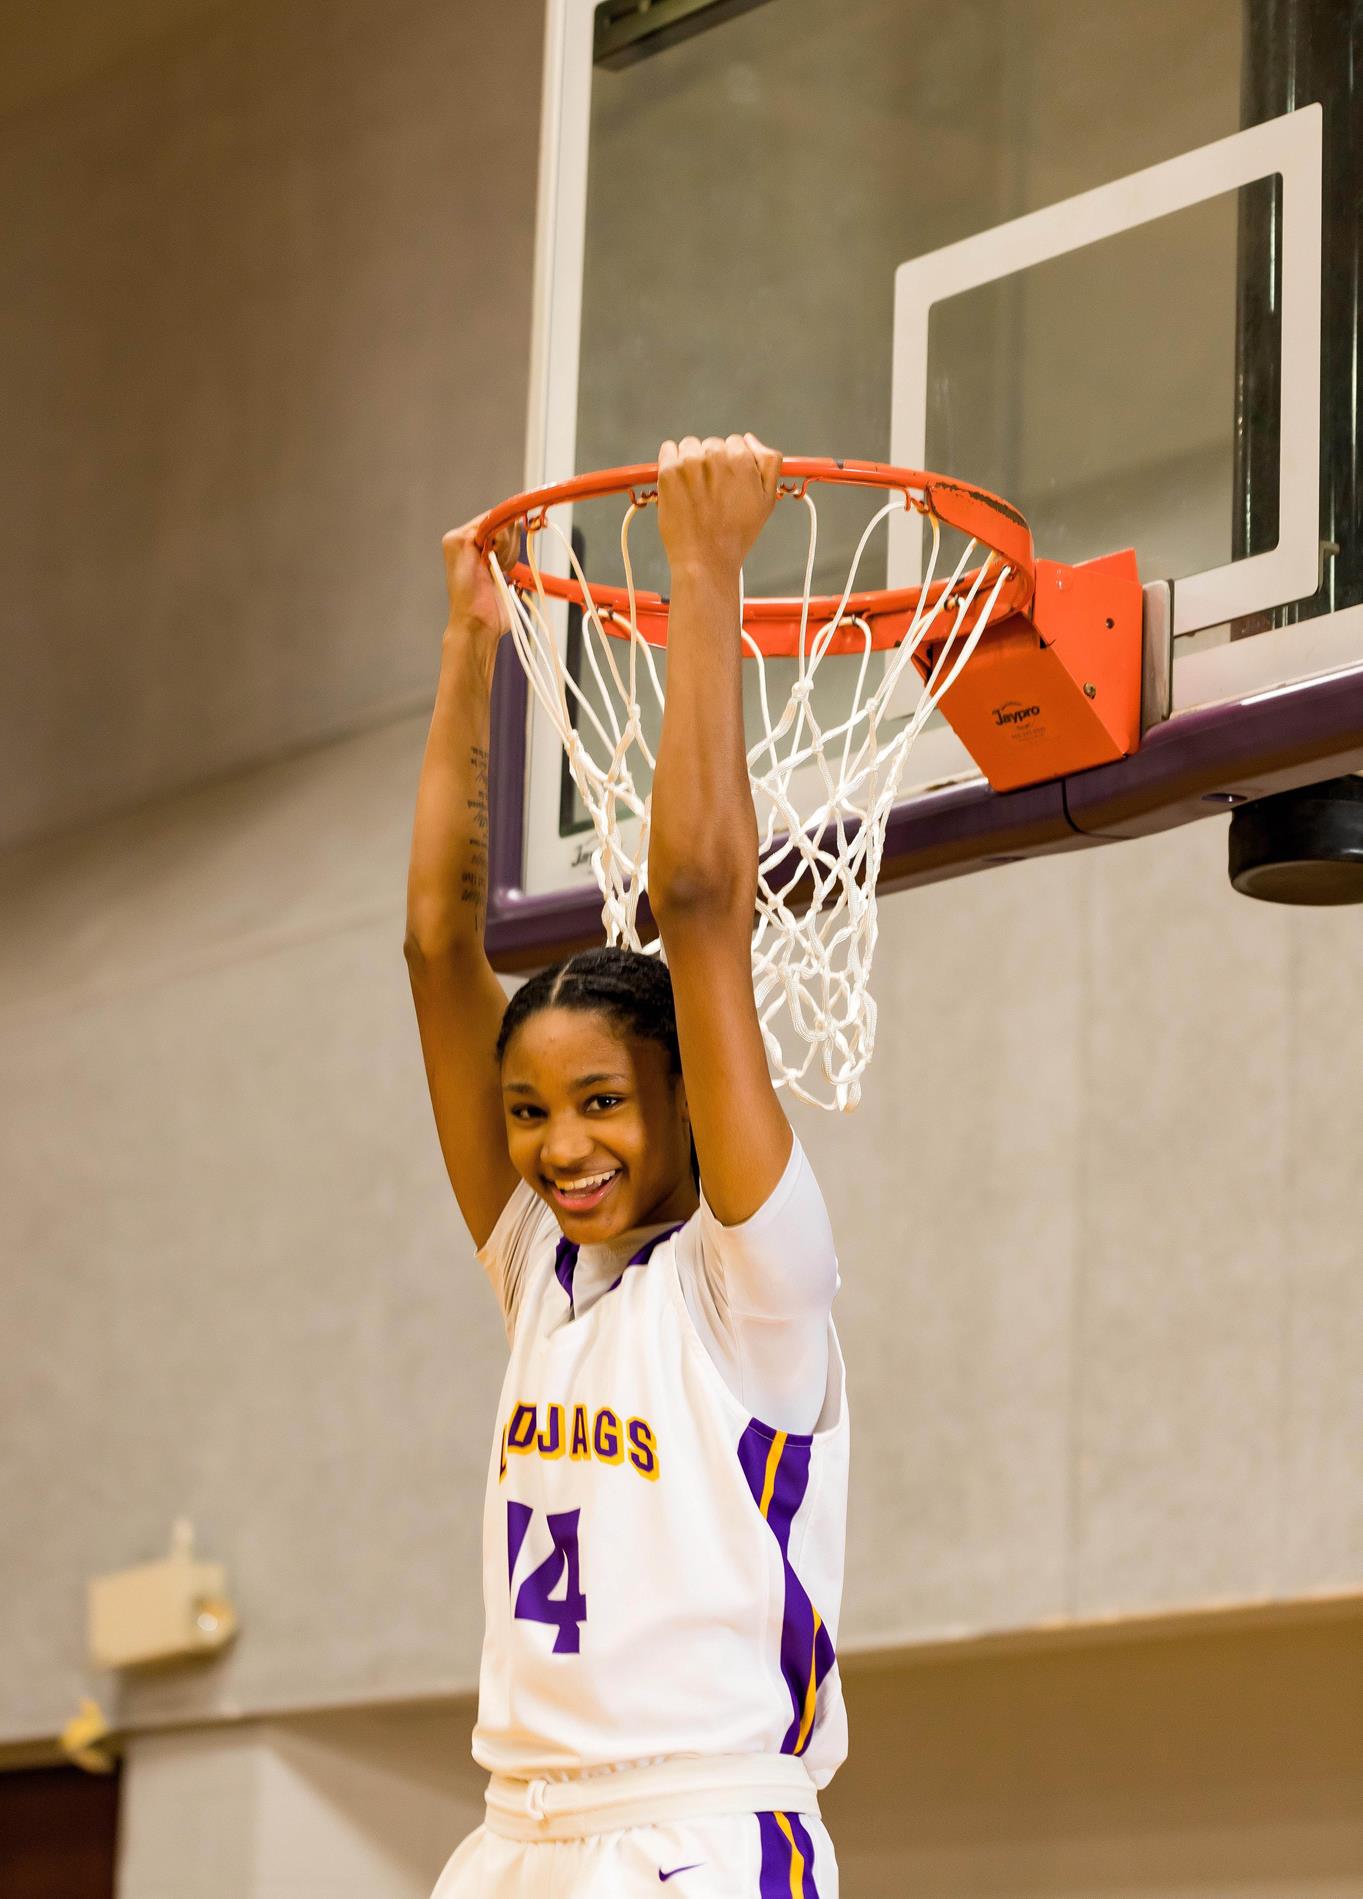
{"left": 492, "top": 487, "right": 1011, "bottom": 1112}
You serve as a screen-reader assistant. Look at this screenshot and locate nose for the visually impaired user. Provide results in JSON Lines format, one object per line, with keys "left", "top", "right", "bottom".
{"left": 539, "top": 1112, "right": 596, "bottom": 1174}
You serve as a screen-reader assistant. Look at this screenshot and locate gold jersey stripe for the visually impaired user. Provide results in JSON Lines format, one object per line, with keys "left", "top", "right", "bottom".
{"left": 773, "top": 1809, "right": 806, "bottom": 1898}
{"left": 758, "top": 1430, "right": 788, "bottom": 1519}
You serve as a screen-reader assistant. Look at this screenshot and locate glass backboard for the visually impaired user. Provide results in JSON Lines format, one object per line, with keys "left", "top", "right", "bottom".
{"left": 486, "top": 0, "right": 1363, "bottom": 964}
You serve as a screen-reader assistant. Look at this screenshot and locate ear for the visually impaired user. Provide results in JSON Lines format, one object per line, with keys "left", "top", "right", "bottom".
{"left": 674, "top": 1072, "right": 691, "bottom": 1129}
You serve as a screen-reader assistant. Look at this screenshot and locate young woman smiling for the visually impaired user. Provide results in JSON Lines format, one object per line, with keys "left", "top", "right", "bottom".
{"left": 406, "top": 435, "right": 849, "bottom": 1899}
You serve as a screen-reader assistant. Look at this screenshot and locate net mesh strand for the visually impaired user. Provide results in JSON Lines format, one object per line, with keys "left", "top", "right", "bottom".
{"left": 492, "top": 491, "right": 1010, "bottom": 1111}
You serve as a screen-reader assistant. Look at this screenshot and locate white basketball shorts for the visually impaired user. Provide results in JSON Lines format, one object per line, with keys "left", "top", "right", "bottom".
{"left": 431, "top": 1808, "right": 837, "bottom": 1897}
{"left": 431, "top": 1758, "right": 837, "bottom": 1897}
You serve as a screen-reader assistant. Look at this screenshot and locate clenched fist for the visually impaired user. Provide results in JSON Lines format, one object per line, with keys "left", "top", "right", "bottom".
{"left": 441, "top": 515, "right": 520, "bottom": 644}
{"left": 657, "top": 433, "right": 783, "bottom": 575}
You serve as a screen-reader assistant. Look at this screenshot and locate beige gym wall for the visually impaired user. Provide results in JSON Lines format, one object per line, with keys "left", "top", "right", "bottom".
{"left": 0, "top": 0, "right": 544, "bottom": 1740}
{"left": 0, "top": 0, "right": 536, "bottom": 852}
{"left": 2, "top": 1, "right": 1362, "bottom": 1893}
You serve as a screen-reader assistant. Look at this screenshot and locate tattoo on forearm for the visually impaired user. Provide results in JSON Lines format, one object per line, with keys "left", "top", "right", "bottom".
{"left": 460, "top": 744, "right": 491, "bottom": 916}
{"left": 467, "top": 745, "right": 490, "bottom": 834}
{"left": 460, "top": 855, "right": 487, "bottom": 910}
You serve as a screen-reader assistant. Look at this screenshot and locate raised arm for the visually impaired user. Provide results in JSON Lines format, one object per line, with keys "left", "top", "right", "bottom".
{"left": 649, "top": 434, "right": 792, "bottom": 1224}
{"left": 403, "top": 518, "right": 521, "bottom": 1249}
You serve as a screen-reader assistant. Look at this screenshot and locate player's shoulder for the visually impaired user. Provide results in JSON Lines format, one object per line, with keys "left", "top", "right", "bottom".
{"left": 700, "top": 1134, "right": 831, "bottom": 1251}
{"left": 693, "top": 1136, "right": 837, "bottom": 1319}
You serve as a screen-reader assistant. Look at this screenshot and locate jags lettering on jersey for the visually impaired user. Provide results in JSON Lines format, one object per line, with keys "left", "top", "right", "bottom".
{"left": 498, "top": 1401, "right": 659, "bottom": 1482}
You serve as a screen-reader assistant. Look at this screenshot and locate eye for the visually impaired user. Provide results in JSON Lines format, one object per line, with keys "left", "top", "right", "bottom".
{"left": 586, "top": 1093, "right": 624, "bottom": 1113}
{"left": 508, "top": 1103, "right": 546, "bottom": 1122}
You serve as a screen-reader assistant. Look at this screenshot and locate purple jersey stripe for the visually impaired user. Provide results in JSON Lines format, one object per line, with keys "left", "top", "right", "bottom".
{"left": 735, "top": 1424, "right": 812, "bottom": 1545}
{"left": 608, "top": 1221, "right": 684, "bottom": 1293}
{"left": 737, "top": 1422, "right": 839, "bottom": 1760}
{"left": 737, "top": 1421, "right": 774, "bottom": 1509}
{"left": 778, "top": 1574, "right": 837, "bottom": 1754}
{"left": 756, "top": 1810, "right": 792, "bottom": 1898}
{"left": 778, "top": 1572, "right": 818, "bottom": 1750}
{"left": 757, "top": 1811, "right": 821, "bottom": 1897}
{"left": 553, "top": 1236, "right": 578, "bottom": 1309}
{"left": 778, "top": 1587, "right": 842, "bottom": 1747}
{"left": 815, "top": 1618, "right": 835, "bottom": 1680}
{"left": 554, "top": 1224, "right": 683, "bottom": 1309}
{"left": 786, "top": 1812, "right": 821, "bottom": 1896}
{"left": 764, "top": 1437, "right": 812, "bottom": 1554}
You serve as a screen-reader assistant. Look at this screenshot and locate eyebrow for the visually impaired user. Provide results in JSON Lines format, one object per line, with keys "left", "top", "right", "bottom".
{"left": 502, "top": 1072, "right": 628, "bottom": 1095}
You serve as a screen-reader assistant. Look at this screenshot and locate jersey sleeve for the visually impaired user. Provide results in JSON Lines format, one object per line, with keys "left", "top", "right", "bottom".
{"left": 475, "top": 1179, "right": 558, "bottom": 1342}
{"left": 680, "top": 1138, "right": 840, "bottom": 1433}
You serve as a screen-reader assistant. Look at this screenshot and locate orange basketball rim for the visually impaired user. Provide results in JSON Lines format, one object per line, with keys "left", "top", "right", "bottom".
{"left": 475, "top": 457, "right": 1037, "bottom": 658}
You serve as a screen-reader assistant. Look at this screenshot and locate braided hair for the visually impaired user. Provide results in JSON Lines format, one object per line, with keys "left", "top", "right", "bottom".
{"left": 496, "top": 946, "right": 696, "bottom": 1183}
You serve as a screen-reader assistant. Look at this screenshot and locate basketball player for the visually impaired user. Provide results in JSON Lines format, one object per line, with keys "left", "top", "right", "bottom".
{"left": 405, "top": 435, "right": 848, "bottom": 1896}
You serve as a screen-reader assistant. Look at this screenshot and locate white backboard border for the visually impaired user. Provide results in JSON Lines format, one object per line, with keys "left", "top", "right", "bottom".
{"left": 890, "top": 104, "right": 1324, "bottom": 638}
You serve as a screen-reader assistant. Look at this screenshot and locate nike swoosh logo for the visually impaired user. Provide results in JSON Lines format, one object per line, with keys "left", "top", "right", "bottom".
{"left": 658, "top": 1865, "right": 704, "bottom": 1883}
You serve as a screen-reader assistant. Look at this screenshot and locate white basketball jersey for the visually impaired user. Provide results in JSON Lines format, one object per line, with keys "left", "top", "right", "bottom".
{"left": 472, "top": 1216, "right": 850, "bottom": 1787}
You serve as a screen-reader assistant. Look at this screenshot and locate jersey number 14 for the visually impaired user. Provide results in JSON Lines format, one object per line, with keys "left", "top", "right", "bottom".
{"left": 507, "top": 1502, "right": 587, "bottom": 1653}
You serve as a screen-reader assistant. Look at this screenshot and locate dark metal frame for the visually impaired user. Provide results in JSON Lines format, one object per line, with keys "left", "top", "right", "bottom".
{"left": 593, "top": 0, "right": 781, "bottom": 69}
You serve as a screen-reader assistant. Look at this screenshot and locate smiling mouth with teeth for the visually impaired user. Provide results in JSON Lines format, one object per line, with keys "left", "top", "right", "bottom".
{"left": 547, "top": 1168, "right": 621, "bottom": 1209}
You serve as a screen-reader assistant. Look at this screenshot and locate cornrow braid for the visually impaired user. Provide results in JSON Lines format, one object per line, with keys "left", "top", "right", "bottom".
{"left": 496, "top": 946, "right": 681, "bottom": 1073}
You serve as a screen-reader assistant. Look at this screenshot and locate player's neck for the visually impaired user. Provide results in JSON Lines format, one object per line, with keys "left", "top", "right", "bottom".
{"left": 645, "top": 1176, "right": 699, "bottom": 1229}
{"left": 576, "top": 1179, "right": 697, "bottom": 1260}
